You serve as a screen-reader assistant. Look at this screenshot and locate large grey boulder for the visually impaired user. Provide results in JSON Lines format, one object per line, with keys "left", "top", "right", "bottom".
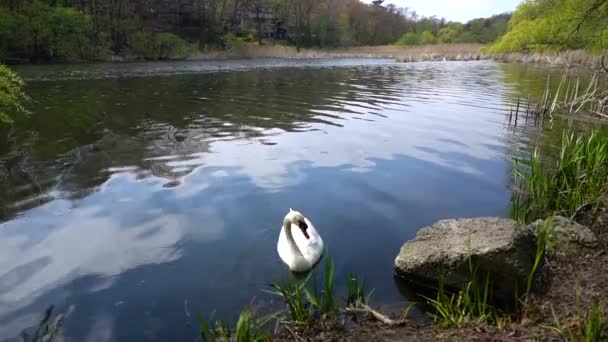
{"left": 530, "top": 216, "right": 598, "bottom": 253}
{"left": 394, "top": 218, "right": 536, "bottom": 298}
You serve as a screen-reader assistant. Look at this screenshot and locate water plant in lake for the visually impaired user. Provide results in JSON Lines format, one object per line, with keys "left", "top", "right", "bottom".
{"left": 198, "top": 308, "right": 271, "bottom": 342}
{"left": 507, "top": 74, "right": 608, "bottom": 127}
{"left": 511, "top": 129, "right": 608, "bottom": 223}
{"left": 268, "top": 255, "right": 337, "bottom": 324}
{"left": 268, "top": 273, "right": 314, "bottom": 324}
{"left": 424, "top": 264, "right": 496, "bottom": 328}
{"left": 303, "top": 255, "right": 337, "bottom": 318}
{"left": 346, "top": 272, "right": 368, "bottom": 308}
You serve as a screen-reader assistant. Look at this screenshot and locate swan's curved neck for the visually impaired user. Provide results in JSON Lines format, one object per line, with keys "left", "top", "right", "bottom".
{"left": 283, "top": 218, "right": 304, "bottom": 257}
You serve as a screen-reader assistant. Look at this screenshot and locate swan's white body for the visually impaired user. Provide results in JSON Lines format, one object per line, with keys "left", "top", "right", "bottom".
{"left": 277, "top": 209, "right": 324, "bottom": 272}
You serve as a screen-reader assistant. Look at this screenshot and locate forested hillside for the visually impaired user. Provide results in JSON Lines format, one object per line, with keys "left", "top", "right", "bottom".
{"left": 2, "top": 0, "right": 607, "bottom": 63}
{"left": 396, "top": 13, "right": 510, "bottom": 46}
{"left": 0, "top": 0, "right": 513, "bottom": 62}
{"left": 0, "top": 0, "right": 408, "bottom": 61}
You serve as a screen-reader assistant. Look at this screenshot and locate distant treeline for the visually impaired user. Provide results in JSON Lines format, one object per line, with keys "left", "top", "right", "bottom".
{"left": 0, "top": 0, "right": 513, "bottom": 63}
{"left": 490, "top": 0, "right": 608, "bottom": 53}
{"left": 0, "top": 0, "right": 405, "bottom": 62}
{"left": 396, "top": 13, "right": 511, "bottom": 46}
{"left": 6, "top": 0, "right": 602, "bottom": 63}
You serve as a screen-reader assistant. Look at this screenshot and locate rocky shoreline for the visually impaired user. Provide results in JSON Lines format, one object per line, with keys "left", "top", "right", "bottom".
{"left": 273, "top": 212, "right": 607, "bottom": 341}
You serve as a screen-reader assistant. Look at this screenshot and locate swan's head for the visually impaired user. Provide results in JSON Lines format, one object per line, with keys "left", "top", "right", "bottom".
{"left": 285, "top": 208, "right": 310, "bottom": 239}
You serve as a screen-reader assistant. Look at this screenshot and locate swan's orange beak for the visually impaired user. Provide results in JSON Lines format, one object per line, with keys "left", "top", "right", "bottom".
{"left": 298, "top": 220, "right": 310, "bottom": 239}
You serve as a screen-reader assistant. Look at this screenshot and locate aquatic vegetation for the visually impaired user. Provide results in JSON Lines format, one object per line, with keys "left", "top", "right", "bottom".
{"left": 524, "top": 217, "right": 553, "bottom": 302}
{"left": 346, "top": 273, "right": 367, "bottom": 308}
{"left": 268, "top": 273, "right": 314, "bottom": 324}
{"left": 198, "top": 314, "right": 231, "bottom": 341}
{"left": 198, "top": 309, "right": 271, "bottom": 342}
{"left": 511, "top": 129, "right": 608, "bottom": 223}
{"left": 268, "top": 256, "right": 337, "bottom": 324}
{"left": 507, "top": 74, "right": 608, "bottom": 127}
{"left": 304, "top": 256, "right": 337, "bottom": 317}
{"left": 425, "top": 265, "right": 496, "bottom": 328}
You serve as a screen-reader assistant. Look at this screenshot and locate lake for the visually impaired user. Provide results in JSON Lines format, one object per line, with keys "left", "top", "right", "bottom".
{"left": 0, "top": 59, "right": 599, "bottom": 341}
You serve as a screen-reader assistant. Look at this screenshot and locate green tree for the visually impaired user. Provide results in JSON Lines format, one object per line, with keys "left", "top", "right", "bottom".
{"left": 438, "top": 27, "right": 459, "bottom": 43}
{"left": 50, "top": 7, "right": 95, "bottom": 60}
{"left": 0, "top": 64, "right": 29, "bottom": 124}
{"left": 396, "top": 32, "right": 419, "bottom": 45}
{"left": 420, "top": 30, "right": 437, "bottom": 44}
{"left": 490, "top": 0, "right": 608, "bottom": 53}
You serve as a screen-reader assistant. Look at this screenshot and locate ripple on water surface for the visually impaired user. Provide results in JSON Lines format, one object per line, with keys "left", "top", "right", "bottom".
{"left": 1, "top": 59, "right": 594, "bottom": 341}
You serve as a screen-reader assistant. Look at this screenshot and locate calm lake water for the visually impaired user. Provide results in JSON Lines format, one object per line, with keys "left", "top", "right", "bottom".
{"left": 0, "top": 59, "right": 601, "bottom": 341}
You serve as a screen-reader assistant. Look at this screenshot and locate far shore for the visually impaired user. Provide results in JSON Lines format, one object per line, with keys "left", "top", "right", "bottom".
{"left": 187, "top": 43, "right": 607, "bottom": 71}
{"left": 9, "top": 43, "right": 607, "bottom": 72}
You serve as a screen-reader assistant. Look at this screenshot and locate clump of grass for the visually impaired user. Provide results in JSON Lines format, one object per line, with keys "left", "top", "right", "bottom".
{"left": 235, "top": 309, "right": 271, "bottom": 342}
{"left": 198, "top": 308, "right": 270, "bottom": 342}
{"left": 425, "top": 268, "right": 496, "bottom": 328}
{"left": 511, "top": 129, "right": 608, "bottom": 223}
{"left": 268, "top": 256, "right": 337, "bottom": 324}
{"left": 584, "top": 303, "right": 606, "bottom": 342}
{"left": 523, "top": 217, "right": 553, "bottom": 303}
{"left": 268, "top": 273, "right": 314, "bottom": 324}
{"left": 198, "top": 313, "right": 232, "bottom": 341}
{"left": 346, "top": 273, "right": 367, "bottom": 308}
{"left": 304, "top": 256, "right": 337, "bottom": 317}
{"left": 543, "top": 286, "right": 606, "bottom": 342}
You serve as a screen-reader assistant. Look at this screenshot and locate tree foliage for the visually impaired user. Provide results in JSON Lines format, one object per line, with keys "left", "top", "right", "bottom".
{"left": 0, "top": 0, "right": 414, "bottom": 60}
{"left": 490, "top": 0, "right": 608, "bottom": 53}
{"left": 0, "top": 64, "right": 29, "bottom": 124}
{"left": 0, "top": 0, "right": 192, "bottom": 62}
{"left": 395, "top": 13, "right": 510, "bottom": 46}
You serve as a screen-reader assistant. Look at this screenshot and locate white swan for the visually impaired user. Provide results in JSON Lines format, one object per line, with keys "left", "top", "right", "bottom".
{"left": 277, "top": 209, "right": 324, "bottom": 272}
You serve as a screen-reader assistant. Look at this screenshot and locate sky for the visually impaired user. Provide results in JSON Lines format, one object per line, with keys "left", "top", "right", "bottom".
{"left": 364, "top": 0, "right": 523, "bottom": 23}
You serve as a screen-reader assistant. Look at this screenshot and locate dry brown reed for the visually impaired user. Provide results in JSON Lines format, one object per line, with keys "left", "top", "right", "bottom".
{"left": 188, "top": 43, "right": 487, "bottom": 61}
{"left": 496, "top": 50, "right": 607, "bottom": 71}
{"left": 534, "top": 74, "right": 608, "bottom": 119}
{"left": 189, "top": 44, "right": 608, "bottom": 73}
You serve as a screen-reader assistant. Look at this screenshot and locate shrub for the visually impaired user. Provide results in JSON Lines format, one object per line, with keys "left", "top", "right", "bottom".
{"left": 420, "top": 31, "right": 437, "bottom": 45}
{"left": 396, "top": 32, "right": 420, "bottom": 46}
{"left": 50, "top": 7, "right": 95, "bottom": 60}
{"left": 131, "top": 31, "right": 191, "bottom": 60}
{"left": 0, "top": 64, "right": 29, "bottom": 124}
{"left": 157, "top": 32, "right": 192, "bottom": 59}
{"left": 223, "top": 32, "right": 246, "bottom": 51}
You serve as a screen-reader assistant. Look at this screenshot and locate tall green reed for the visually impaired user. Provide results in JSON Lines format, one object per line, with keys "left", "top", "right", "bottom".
{"left": 268, "top": 256, "right": 337, "bottom": 324}
{"left": 198, "top": 308, "right": 271, "bottom": 342}
{"left": 524, "top": 217, "right": 553, "bottom": 303}
{"left": 268, "top": 273, "right": 314, "bottom": 324}
{"left": 511, "top": 129, "right": 608, "bottom": 223}
{"left": 425, "top": 261, "right": 496, "bottom": 328}
{"left": 346, "top": 273, "right": 367, "bottom": 308}
{"left": 303, "top": 256, "right": 337, "bottom": 318}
